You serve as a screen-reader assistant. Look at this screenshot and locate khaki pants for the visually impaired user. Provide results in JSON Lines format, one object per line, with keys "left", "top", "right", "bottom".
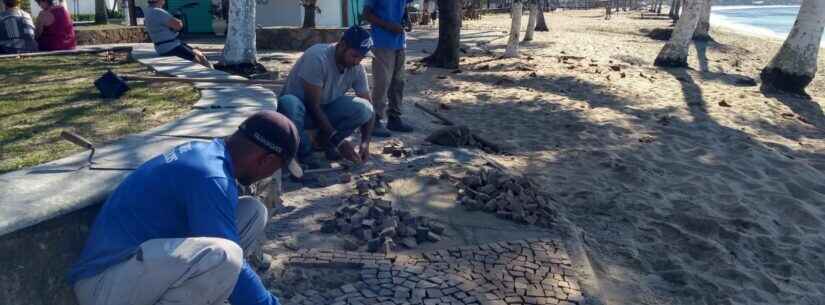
{"left": 73, "top": 196, "right": 268, "bottom": 305}
{"left": 371, "top": 48, "right": 406, "bottom": 120}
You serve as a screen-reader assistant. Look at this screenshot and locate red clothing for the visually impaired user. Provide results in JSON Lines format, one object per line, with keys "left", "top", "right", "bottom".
{"left": 37, "top": 6, "right": 75, "bottom": 51}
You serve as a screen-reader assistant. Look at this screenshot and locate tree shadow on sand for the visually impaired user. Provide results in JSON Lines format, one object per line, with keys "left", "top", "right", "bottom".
{"left": 420, "top": 66, "right": 825, "bottom": 305}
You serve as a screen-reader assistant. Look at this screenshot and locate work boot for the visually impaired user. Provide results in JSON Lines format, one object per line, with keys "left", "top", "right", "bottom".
{"left": 325, "top": 145, "right": 342, "bottom": 161}
{"left": 372, "top": 120, "right": 392, "bottom": 137}
{"left": 387, "top": 116, "right": 414, "bottom": 132}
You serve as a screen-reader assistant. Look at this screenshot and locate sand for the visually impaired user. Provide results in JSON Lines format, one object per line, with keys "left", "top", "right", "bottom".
{"left": 407, "top": 10, "right": 825, "bottom": 305}
{"left": 256, "top": 10, "right": 825, "bottom": 305}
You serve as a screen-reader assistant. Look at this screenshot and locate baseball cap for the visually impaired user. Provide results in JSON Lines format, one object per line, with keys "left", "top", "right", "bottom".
{"left": 237, "top": 111, "right": 303, "bottom": 178}
{"left": 342, "top": 25, "right": 373, "bottom": 57}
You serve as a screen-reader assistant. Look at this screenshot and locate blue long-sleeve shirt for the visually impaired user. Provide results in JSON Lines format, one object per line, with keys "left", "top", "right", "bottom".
{"left": 68, "top": 139, "right": 279, "bottom": 305}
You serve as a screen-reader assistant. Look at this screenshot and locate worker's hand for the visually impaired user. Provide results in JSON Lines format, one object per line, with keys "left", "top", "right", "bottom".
{"left": 358, "top": 142, "right": 370, "bottom": 162}
{"left": 338, "top": 140, "right": 362, "bottom": 164}
{"left": 386, "top": 23, "right": 404, "bottom": 34}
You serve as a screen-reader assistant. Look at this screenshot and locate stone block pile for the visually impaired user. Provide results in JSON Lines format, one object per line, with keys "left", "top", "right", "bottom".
{"left": 455, "top": 167, "right": 558, "bottom": 227}
{"left": 320, "top": 174, "right": 445, "bottom": 253}
{"left": 382, "top": 140, "right": 423, "bottom": 158}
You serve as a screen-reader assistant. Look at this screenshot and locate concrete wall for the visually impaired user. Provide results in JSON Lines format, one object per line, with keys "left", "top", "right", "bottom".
{"left": 256, "top": 26, "right": 345, "bottom": 50}
{"left": 75, "top": 26, "right": 149, "bottom": 45}
{"left": 0, "top": 204, "right": 100, "bottom": 305}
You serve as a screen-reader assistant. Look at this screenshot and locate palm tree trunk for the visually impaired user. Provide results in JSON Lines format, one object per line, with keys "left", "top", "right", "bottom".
{"left": 421, "top": 0, "right": 431, "bottom": 25}
{"left": 654, "top": 0, "right": 701, "bottom": 67}
{"left": 423, "top": 0, "right": 461, "bottom": 68}
{"left": 503, "top": 0, "right": 522, "bottom": 57}
{"left": 95, "top": 0, "right": 109, "bottom": 24}
{"left": 223, "top": 0, "right": 257, "bottom": 65}
{"left": 535, "top": 0, "right": 549, "bottom": 31}
{"left": 524, "top": 0, "right": 538, "bottom": 41}
{"left": 694, "top": 0, "right": 711, "bottom": 40}
{"left": 302, "top": 0, "right": 317, "bottom": 28}
{"left": 761, "top": 0, "right": 825, "bottom": 95}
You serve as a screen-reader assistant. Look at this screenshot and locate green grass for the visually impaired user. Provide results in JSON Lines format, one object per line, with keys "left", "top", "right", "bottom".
{"left": 0, "top": 53, "right": 199, "bottom": 173}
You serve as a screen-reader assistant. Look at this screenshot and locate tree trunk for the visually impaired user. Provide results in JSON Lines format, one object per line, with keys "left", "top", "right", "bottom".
{"left": 535, "top": 0, "right": 549, "bottom": 31}
{"left": 421, "top": 0, "right": 431, "bottom": 25}
{"left": 524, "top": 0, "right": 538, "bottom": 41}
{"left": 654, "top": 0, "right": 701, "bottom": 67}
{"left": 95, "top": 0, "right": 109, "bottom": 24}
{"left": 302, "top": 0, "right": 317, "bottom": 28}
{"left": 503, "top": 0, "right": 522, "bottom": 57}
{"left": 761, "top": 0, "right": 825, "bottom": 95}
{"left": 423, "top": 0, "right": 461, "bottom": 69}
{"left": 693, "top": 0, "right": 711, "bottom": 40}
{"left": 223, "top": 0, "right": 257, "bottom": 65}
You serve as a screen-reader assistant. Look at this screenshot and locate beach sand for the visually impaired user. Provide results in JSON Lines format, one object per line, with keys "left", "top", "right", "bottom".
{"left": 405, "top": 10, "right": 825, "bottom": 305}
{"left": 258, "top": 10, "right": 825, "bottom": 305}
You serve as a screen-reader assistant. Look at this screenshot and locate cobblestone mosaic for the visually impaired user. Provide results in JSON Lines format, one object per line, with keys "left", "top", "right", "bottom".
{"left": 280, "top": 239, "right": 583, "bottom": 305}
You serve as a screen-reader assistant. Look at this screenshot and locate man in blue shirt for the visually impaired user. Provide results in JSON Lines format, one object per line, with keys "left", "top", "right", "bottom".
{"left": 68, "top": 111, "right": 302, "bottom": 305}
{"left": 363, "top": 0, "right": 415, "bottom": 137}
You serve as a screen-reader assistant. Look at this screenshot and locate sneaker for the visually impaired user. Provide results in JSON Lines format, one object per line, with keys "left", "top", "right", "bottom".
{"left": 387, "top": 117, "right": 414, "bottom": 132}
{"left": 372, "top": 121, "right": 392, "bottom": 137}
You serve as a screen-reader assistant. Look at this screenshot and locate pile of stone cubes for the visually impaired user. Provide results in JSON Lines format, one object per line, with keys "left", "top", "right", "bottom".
{"left": 381, "top": 140, "right": 422, "bottom": 158}
{"left": 455, "top": 166, "right": 558, "bottom": 227}
{"left": 320, "top": 174, "right": 445, "bottom": 253}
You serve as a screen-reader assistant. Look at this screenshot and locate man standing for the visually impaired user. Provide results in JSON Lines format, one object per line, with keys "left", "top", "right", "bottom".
{"left": 69, "top": 111, "right": 302, "bottom": 305}
{"left": 278, "top": 26, "right": 375, "bottom": 168}
{"left": 363, "top": 0, "right": 414, "bottom": 137}
{"left": 144, "top": 0, "right": 212, "bottom": 67}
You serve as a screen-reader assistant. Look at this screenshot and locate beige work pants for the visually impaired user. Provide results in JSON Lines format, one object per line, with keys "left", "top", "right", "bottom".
{"left": 73, "top": 196, "right": 268, "bottom": 305}
{"left": 371, "top": 48, "right": 407, "bottom": 120}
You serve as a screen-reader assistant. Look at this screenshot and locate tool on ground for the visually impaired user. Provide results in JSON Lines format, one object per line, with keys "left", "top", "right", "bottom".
{"left": 60, "top": 130, "right": 137, "bottom": 171}
{"left": 95, "top": 70, "right": 285, "bottom": 99}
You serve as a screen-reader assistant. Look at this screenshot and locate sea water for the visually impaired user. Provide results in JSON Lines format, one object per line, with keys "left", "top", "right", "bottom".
{"left": 710, "top": 5, "right": 825, "bottom": 45}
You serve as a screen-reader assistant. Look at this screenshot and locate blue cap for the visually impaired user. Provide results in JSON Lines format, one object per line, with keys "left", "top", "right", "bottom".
{"left": 342, "top": 25, "right": 373, "bottom": 57}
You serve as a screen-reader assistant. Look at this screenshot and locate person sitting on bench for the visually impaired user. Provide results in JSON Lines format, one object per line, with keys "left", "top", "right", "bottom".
{"left": 144, "top": 0, "right": 212, "bottom": 68}
{"left": 33, "top": 0, "right": 74, "bottom": 51}
{"left": 0, "top": 0, "right": 37, "bottom": 54}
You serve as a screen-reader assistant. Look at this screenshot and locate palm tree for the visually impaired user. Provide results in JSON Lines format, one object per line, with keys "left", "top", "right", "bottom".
{"left": 761, "top": 0, "right": 825, "bottom": 95}
{"left": 503, "top": 0, "right": 523, "bottom": 58}
{"left": 95, "top": 0, "right": 108, "bottom": 24}
{"left": 535, "top": 0, "right": 549, "bottom": 32}
{"left": 694, "top": 0, "right": 711, "bottom": 40}
{"left": 222, "top": 0, "right": 257, "bottom": 66}
{"left": 301, "top": 0, "right": 318, "bottom": 28}
{"left": 524, "top": 0, "right": 538, "bottom": 41}
{"left": 654, "top": 0, "right": 701, "bottom": 67}
{"left": 423, "top": 0, "right": 461, "bottom": 68}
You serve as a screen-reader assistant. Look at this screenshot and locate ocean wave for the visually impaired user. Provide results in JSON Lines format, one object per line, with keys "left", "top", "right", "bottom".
{"left": 711, "top": 5, "right": 800, "bottom": 11}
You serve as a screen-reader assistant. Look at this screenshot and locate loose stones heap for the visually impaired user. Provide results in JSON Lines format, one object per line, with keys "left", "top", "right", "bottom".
{"left": 382, "top": 140, "right": 422, "bottom": 158}
{"left": 321, "top": 174, "right": 445, "bottom": 253}
{"left": 455, "top": 167, "right": 558, "bottom": 227}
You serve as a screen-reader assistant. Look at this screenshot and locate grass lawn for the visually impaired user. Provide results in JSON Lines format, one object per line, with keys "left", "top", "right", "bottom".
{"left": 0, "top": 52, "right": 200, "bottom": 173}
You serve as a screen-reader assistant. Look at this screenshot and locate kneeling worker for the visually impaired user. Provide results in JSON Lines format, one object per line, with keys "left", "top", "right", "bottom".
{"left": 68, "top": 111, "right": 301, "bottom": 305}
{"left": 144, "top": 0, "right": 212, "bottom": 67}
{"left": 278, "top": 25, "right": 376, "bottom": 168}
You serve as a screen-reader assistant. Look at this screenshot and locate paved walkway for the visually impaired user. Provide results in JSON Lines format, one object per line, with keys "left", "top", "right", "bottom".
{"left": 282, "top": 239, "right": 582, "bottom": 305}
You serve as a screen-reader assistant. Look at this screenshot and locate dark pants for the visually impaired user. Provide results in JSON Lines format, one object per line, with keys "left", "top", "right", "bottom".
{"left": 160, "top": 43, "right": 197, "bottom": 61}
